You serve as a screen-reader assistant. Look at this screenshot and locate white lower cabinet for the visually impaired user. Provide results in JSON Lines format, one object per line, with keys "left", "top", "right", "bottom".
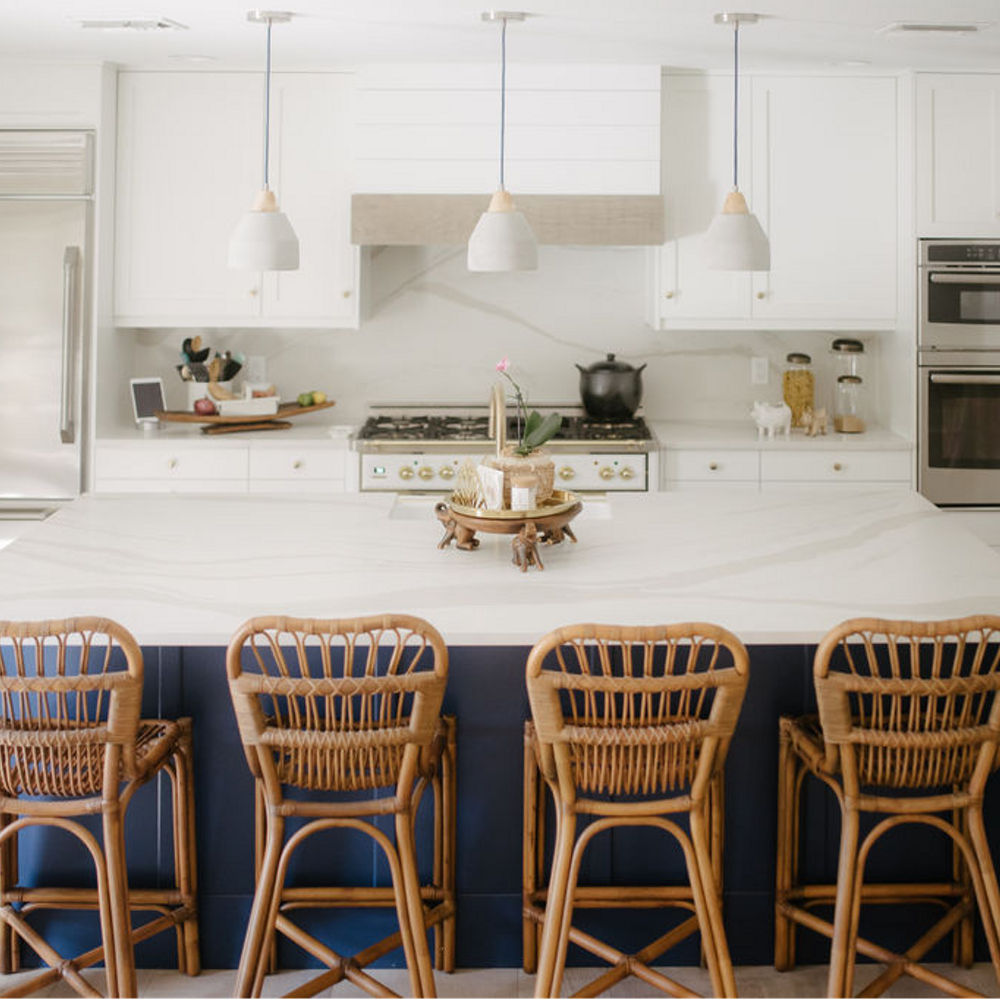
{"left": 94, "top": 440, "right": 347, "bottom": 494}
{"left": 662, "top": 449, "right": 759, "bottom": 490}
{"left": 662, "top": 447, "right": 911, "bottom": 492}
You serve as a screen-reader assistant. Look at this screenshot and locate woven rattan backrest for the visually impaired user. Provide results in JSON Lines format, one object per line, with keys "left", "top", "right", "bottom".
{"left": 526, "top": 623, "right": 749, "bottom": 803}
{"left": 814, "top": 616, "right": 1000, "bottom": 794}
{"left": 0, "top": 618, "right": 144, "bottom": 798}
{"left": 226, "top": 614, "right": 448, "bottom": 797}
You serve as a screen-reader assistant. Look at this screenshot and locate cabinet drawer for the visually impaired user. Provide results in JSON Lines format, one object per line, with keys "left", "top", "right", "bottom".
{"left": 249, "top": 449, "right": 345, "bottom": 481}
{"left": 95, "top": 445, "right": 248, "bottom": 481}
{"left": 662, "top": 449, "right": 759, "bottom": 482}
{"left": 760, "top": 450, "right": 911, "bottom": 483}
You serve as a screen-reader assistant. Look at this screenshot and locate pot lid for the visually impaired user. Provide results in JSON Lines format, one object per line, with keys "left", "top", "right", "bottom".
{"left": 579, "top": 353, "right": 640, "bottom": 373}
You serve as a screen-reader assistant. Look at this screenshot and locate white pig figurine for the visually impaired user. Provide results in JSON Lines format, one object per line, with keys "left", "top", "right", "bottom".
{"left": 751, "top": 401, "right": 791, "bottom": 440}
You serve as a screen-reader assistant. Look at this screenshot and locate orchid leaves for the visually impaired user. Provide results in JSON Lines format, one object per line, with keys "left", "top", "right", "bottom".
{"left": 517, "top": 410, "right": 562, "bottom": 456}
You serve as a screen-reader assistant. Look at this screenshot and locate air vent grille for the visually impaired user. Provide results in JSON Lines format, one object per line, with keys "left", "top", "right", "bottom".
{"left": 80, "top": 17, "right": 188, "bottom": 31}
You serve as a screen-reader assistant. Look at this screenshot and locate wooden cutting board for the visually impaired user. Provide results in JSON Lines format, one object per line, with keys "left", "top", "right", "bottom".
{"left": 155, "top": 400, "right": 335, "bottom": 434}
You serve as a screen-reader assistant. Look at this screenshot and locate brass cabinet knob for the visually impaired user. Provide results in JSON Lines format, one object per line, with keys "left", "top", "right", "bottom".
{"left": 833, "top": 462, "right": 844, "bottom": 472}
{"left": 756, "top": 291, "right": 766, "bottom": 299}
{"left": 708, "top": 461, "right": 719, "bottom": 471}
{"left": 599, "top": 466, "right": 615, "bottom": 481}
{"left": 439, "top": 466, "right": 455, "bottom": 480}
{"left": 619, "top": 467, "right": 635, "bottom": 480}
{"left": 342, "top": 290, "right": 352, "bottom": 299}
{"left": 249, "top": 288, "right": 259, "bottom": 297}
{"left": 558, "top": 466, "right": 575, "bottom": 480}
{"left": 167, "top": 458, "right": 178, "bottom": 470}
{"left": 417, "top": 466, "right": 434, "bottom": 481}
{"left": 664, "top": 291, "right": 675, "bottom": 299}
{"left": 398, "top": 467, "right": 415, "bottom": 480}
{"left": 292, "top": 460, "right": 303, "bottom": 470}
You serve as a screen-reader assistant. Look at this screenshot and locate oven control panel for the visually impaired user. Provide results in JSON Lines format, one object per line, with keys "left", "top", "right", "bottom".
{"left": 361, "top": 453, "right": 649, "bottom": 492}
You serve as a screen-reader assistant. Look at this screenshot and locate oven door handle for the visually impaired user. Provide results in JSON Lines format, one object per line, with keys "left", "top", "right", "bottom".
{"left": 929, "top": 272, "right": 1000, "bottom": 285}
{"left": 929, "top": 373, "right": 1000, "bottom": 385}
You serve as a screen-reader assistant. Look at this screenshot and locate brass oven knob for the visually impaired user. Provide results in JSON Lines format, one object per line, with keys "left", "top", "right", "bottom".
{"left": 439, "top": 466, "right": 455, "bottom": 480}
{"left": 599, "top": 466, "right": 615, "bottom": 481}
{"left": 708, "top": 462, "right": 719, "bottom": 471}
{"left": 399, "top": 467, "right": 415, "bottom": 480}
{"left": 417, "top": 466, "right": 434, "bottom": 481}
{"left": 558, "top": 466, "right": 575, "bottom": 481}
{"left": 619, "top": 467, "right": 635, "bottom": 480}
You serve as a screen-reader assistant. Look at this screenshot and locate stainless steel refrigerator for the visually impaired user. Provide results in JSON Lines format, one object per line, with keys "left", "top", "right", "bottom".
{"left": 0, "top": 130, "right": 91, "bottom": 523}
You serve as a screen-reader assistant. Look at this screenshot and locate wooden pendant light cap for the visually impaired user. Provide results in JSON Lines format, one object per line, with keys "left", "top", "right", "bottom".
{"left": 251, "top": 188, "right": 279, "bottom": 212}
{"left": 721, "top": 189, "right": 750, "bottom": 215}
{"left": 487, "top": 188, "right": 517, "bottom": 213}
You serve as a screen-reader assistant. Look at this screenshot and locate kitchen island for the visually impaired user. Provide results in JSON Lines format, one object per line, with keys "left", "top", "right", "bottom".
{"left": 0, "top": 490, "right": 998, "bottom": 971}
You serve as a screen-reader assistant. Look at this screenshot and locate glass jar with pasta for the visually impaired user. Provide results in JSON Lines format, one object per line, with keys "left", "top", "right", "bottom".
{"left": 782, "top": 352, "right": 814, "bottom": 429}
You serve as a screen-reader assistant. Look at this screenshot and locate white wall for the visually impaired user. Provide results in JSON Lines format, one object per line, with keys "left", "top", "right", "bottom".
{"left": 122, "top": 244, "right": 887, "bottom": 430}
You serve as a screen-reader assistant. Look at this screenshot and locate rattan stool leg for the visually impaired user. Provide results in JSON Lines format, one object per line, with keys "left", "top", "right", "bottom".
{"left": 171, "top": 721, "right": 200, "bottom": 977}
{"left": 774, "top": 726, "right": 797, "bottom": 972}
{"left": 396, "top": 809, "right": 436, "bottom": 998}
{"left": 522, "top": 725, "right": 540, "bottom": 976}
{"left": 952, "top": 806, "right": 975, "bottom": 969}
{"left": 0, "top": 812, "right": 17, "bottom": 975}
{"left": 102, "top": 803, "right": 136, "bottom": 1000}
{"left": 826, "top": 804, "right": 861, "bottom": 999}
{"left": 690, "top": 803, "right": 734, "bottom": 998}
{"left": 966, "top": 805, "right": 1000, "bottom": 979}
{"left": 431, "top": 716, "right": 457, "bottom": 975}
{"left": 235, "top": 813, "right": 284, "bottom": 999}
{"left": 251, "top": 781, "right": 277, "bottom": 978}
{"left": 533, "top": 805, "right": 575, "bottom": 1000}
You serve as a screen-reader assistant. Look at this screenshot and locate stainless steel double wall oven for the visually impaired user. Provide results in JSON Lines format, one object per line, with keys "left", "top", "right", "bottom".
{"left": 919, "top": 239, "right": 1000, "bottom": 506}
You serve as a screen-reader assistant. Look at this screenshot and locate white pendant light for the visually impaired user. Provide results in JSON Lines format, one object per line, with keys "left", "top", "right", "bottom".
{"left": 228, "top": 10, "right": 299, "bottom": 271}
{"left": 702, "top": 12, "right": 770, "bottom": 271}
{"left": 468, "top": 11, "right": 538, "bottom": 272}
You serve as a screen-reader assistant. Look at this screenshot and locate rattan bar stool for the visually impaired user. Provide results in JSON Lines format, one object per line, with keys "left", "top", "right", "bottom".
{"left": 225, "top": 614, "right": 456, "bottom": 999}
{"left": 0, "top": 617, "right": 199, "bottom": 999}
{"left": 774, "top": 616, "right": 1000, "bottom": 998}
{"left": 524, "top": 622, "right": 749, "bottom": 999}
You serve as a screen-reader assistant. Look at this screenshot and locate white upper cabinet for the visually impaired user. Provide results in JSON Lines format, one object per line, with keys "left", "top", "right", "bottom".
{"left": 114, "top": 71, "right": 358, "bottom": 329}
{"left": 916, "top": 74, "right": 1000, "bottom": 236}
{"left": 655, "top": 74, "right": 898, "bottom": 330}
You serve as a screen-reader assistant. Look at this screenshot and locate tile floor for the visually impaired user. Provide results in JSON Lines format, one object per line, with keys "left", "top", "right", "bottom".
{"left": 2, "top": 962, "right": 997, "bottom": 998}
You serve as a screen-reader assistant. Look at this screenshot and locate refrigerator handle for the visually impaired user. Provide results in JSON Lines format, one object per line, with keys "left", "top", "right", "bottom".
{"left": 60, "top": 246, "right": 81, "bottom": 445}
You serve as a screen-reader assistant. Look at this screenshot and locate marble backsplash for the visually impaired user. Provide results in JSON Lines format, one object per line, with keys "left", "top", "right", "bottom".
{"left": 122, "top": 244, "right": 885, "bottom": 430}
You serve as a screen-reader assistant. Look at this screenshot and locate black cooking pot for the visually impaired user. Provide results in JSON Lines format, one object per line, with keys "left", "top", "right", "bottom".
{"left": 576, "top": 353, "right": 647, "bottom": 421}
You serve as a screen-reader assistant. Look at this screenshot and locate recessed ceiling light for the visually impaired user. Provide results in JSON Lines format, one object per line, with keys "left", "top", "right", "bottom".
{"left": 877, "top": 21, "right": 991, "bottom": 36}
{"left": 80, "top": 17, "right": 188, "bottom": 31}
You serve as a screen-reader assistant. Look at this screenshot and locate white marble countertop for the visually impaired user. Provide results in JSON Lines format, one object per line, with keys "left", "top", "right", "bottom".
{"left": 0, "top": 490, "right": 994, "bottom": 647}
{"left": 650, "top": 420, "right": 911, "bottom": 451}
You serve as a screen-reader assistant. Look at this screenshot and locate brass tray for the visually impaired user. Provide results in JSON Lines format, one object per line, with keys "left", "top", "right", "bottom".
{"left": 448, "top": 489, "right": 580, "bottom": 520}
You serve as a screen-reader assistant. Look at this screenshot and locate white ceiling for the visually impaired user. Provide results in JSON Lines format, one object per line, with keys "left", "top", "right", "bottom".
{"left": 2, "top": 0, "right": 1000, "bottom": 72}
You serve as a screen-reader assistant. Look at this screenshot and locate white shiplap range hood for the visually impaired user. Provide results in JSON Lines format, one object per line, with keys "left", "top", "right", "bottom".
{"left": 349, "top": 64, "right": 665, "bottom": 247}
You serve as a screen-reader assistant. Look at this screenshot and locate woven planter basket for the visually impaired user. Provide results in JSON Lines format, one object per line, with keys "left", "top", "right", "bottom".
{"left": 487, "top": 448, "right": 555, "bottom": 506}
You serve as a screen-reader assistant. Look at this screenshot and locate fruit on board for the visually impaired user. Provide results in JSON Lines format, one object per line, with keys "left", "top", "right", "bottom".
{"left": 193, "top": 398, "right": 217, "bottom": 416}
{"left": 207, "top": 382, "right": 237, "bottom": 401}
{"left": 311, "top": 390, "right": 327, "bottom": 404}
{"left": 297, "top": 392, "right": 314, "bottom": 407}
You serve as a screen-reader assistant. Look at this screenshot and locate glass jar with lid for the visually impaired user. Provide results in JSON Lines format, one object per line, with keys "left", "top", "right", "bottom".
{"left": 833, "top": 374, "right": 866, "bottom": 433}
{"left": 830, "top": 337, "right": 865, "bottom": 382}
{"left": 782, "top": 352, "right": 814, "bottom": 428}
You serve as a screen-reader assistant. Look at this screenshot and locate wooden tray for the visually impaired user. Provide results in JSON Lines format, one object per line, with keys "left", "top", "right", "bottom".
{"left": 435, "top": 491, "right": 582, "bottom": 572}
{"left": 154, "top": 400, "right": 335, "bottom": 435}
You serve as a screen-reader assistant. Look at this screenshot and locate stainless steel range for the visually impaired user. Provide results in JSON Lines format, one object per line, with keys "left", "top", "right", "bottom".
{"left": 354, "top": 406, "right": 658, "bottom": 492}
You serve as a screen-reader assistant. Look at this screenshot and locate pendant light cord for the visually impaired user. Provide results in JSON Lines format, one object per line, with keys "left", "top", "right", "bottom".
{"left": 263, "top": 17, "right": 272, "bottom": 191}
{"left": 731, "top": 20, "right": 739, "bottom": 190}
{"left": 499, "top": 16, "right": 507, "bottom": 190}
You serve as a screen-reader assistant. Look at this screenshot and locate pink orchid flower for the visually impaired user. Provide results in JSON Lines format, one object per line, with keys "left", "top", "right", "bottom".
{"left": 495, "top": 358, "right": 510, "bottom": 373}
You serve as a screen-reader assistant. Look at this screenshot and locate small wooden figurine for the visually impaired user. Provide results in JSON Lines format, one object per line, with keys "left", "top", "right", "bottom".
{"left": 512, "top": 522, "right": 544, "bottom": 572}
{"left": 803, "top": 406, "right": 828, "bottom": 437}
{"left": 435, "top": 502, "right": 479, "bottom": 551}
